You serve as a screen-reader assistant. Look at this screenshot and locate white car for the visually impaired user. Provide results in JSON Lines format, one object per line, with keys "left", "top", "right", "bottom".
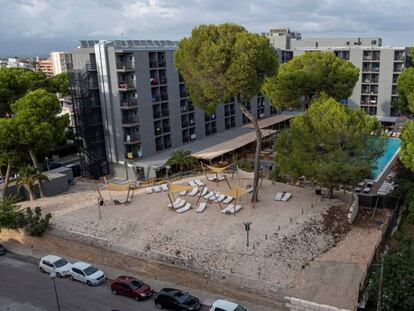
{"left": 210, "top": 299, "right": 248, "bottom": 311}
{"left": 68, "top": 261, "right": 106, "bottom": 286}
{"left": 39, "top": 255, "right": 72, "bottom": 278}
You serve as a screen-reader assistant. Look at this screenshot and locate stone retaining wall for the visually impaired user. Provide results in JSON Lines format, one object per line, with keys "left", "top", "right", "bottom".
{"left": 285, "top": 297, "right": 352, "bottom": 311}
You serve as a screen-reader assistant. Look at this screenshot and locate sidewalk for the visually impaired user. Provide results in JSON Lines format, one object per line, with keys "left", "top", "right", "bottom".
{"left": 2, "top": 240, "right": 280, "bottom": 311}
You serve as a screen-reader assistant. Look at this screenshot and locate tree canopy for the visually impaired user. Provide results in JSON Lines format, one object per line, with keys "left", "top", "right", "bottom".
{"left": 174, "top": 23, "right": 278, "bottom": 201}
{"left": 47, "top": 73, "right": 69, "bottom": 96}
{"left": 400, "top": 121, "right": 414, "bottom": 173}
{"left": 274, "top": 96, "right": 384, "bottom": 197}
{"left": 0, "top": 68, "right": 47, "bottom": 116}
{"left": 396, "top": 67, "right": 414, "bottom": 114}
{"left": 166, "top": 150, "right": 199, "bottom": 171}
{"left": 263, "top": 52, "right": 359, "bottom": 109}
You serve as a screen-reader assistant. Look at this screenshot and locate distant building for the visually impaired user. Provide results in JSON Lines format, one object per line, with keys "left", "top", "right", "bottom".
{"left": 36, "top": 58, "right": 54, "bottom": 77}
{"left": 6, "top": 57, "right": 33, "bottom": 70}
{"left": 263, "top": 28, "right": 409, "bottom": 119}
{"left": 50, "top": 51, "right": 71, "bottom": 75}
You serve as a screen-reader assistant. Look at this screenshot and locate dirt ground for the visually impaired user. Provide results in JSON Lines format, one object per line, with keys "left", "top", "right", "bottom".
{"left": 14, "top": 174, "right": 389, "bottom": 308}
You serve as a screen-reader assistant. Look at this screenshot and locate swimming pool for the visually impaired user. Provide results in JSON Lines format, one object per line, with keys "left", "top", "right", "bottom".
{"left": 372, "top": 137, "right": 401, "bottom": 181}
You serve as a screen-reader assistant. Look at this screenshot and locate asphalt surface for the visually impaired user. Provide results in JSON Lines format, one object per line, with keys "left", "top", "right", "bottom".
{"left": 0, "top": 252, "right": 209, "bottom": 311}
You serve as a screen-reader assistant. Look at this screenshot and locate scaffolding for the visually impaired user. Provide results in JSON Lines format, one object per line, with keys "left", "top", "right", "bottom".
{"left": 68, "top": 61, "right": 109, "bottom": 178}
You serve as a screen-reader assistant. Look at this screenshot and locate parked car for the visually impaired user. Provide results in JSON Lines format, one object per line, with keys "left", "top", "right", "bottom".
{"left": 111, "top": 275, "right": 153, "bottom": 300}
{"left": 68, "top": 261, "right": 106, "bottom": 286}
{"left": 39, "top": 255, "right": 71, "bottom": 277}
{"left": 0, "top": 244, "right": 6, "bottom": 255}
{"left": 210, "top": 299, "right": 248, "bottom": 311}
{"left": 154, "top": 288, "right": 201, "bottom": 310}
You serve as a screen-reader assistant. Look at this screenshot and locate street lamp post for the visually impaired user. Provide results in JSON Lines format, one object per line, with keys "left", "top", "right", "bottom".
{"left": 50, "top": 273, "right": 61, "bottom": 311}
{"left": 243, "top": 221, "right": 252, "bottom": 247}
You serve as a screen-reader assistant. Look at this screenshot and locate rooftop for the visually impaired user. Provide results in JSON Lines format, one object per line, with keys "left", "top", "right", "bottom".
{"left": 79, "top": 40, "right": 179, "bottom": 50}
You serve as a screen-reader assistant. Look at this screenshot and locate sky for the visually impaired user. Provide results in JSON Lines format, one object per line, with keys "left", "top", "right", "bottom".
{"left": 1, "top": 0, "right": 413, "bottom": 57}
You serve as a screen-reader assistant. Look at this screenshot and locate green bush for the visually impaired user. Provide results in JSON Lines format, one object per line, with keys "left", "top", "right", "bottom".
{"left": 24, "top": 206, "right": 52, "bottom": 236}
{"left": 0, "top": 196, "right": 25, "bottom": 231}
{"left": 270, "top": 166, "right": 287, "bottom": 183}
{"left": 238, "top": 159, "right": 254, "bottom": 172}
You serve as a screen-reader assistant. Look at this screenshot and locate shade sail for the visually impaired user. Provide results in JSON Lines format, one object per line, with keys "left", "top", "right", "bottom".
{"left": 221, "top": 186, "right": 249, "bottom": 198}
{"left": 106, "top": 183, "right": 131, "bottom": 191}
{"left": 168, "top": 183, "right": 193, "bottom": 194}
{"left": 204, "top": 162, "right": 233, "bottom": 173}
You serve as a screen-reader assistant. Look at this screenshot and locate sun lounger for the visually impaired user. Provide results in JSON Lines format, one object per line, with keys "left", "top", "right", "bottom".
{"left": 204, "top": 191, "right": 215, "bottom": 199}
{"left": 207, "top": 175, "right": 217, "bottom": 182}
{"left": 173, "top": 199, "right": 187, "bottom": 209}
{"left": 217, "top": 175, "right": 225, "bottom": 181}
{"left": 362, "top": 187, "right": 371, "bottom": 193}
{"left": 275, "top": 192, "right": 284, "bottom": 201}
{"left": 194, "top": 179, "right": 205, "bottom": 186}
{"left": 196, "top": 202, "right": 208, "bottom": 213}
{"left": 214, "top": 194, "right": 225, "bottom": 203}
{"left": 161, "top": 184, "right": 169, "bottom": 191}
{"left": 281, "top": 192, "right": 292, "bottom": 201}
{"left": 176, "top": 202, "right": 191, "bottom": 213}
{"left": 189, "top": 180, "right": 198, "bottom": 187}
{"left": 246, "top": 187, "right": 253, "bottom": 193}
{"left": 145, "top": 187, "right": 153, "bottom": 194}
{"left": 199, "top": 187, "right": 208, "bottom": 197}
{"left": 188, "top": 187, "right": 198, "bottom": 197}
{"left": 167, "top": 198, "right": 182, "bottom": 208}
{"left": 221, "top": 204, "right": 234, "bottom": 214}
{"left": 228, "top": 205, "right": 242, "bottom": 214}
{"left": 179, "top": 190, "right": 187, "bottom": 196}
{"left": 210, "top": 192, "right": 221, "bottom": 201}
{"left": 153, "top": 186, "right": 162, "bottom": 193}
{"left": 222, "top": 196, "right": 233, "bottom": 204}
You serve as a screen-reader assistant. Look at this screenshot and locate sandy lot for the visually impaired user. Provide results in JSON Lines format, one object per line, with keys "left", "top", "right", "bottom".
{"left": 20, "top": 175, "right": 355, "bottom": 292}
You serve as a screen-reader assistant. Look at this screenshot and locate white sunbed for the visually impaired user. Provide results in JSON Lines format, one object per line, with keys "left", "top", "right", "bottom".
{"left": 188, "top": 187, "right": 199, "bottom": 197}
{"left": 217, "top": 175, "right": 225, "bottom": 181}
{"left": 194, "top": 179, "right": 205, "bottom": 186}
{"left": 222, "top": 196, "right": 233, "bottom": 204}
{"left": 275, "top": 192, "right": 284, "bottom": 201}
{"left": 214, "top": 194, "right": 225, "bottom": 203}
{"left": 145, "top": 187, "right": 153, "bottom": 194}
{"left": 228, "top": 205, "right": 242, "bottom": 214}
{"left": 204, "top": 191, "right": 215, "bottom": 199}
{"left": 198, "top": 187, "right": 208, "bottom": 197}
{"left": 246, "top": 187, "right": 253, "bottom": 193}
{"left": 281, "top": 192, "right": 292, "bottom": 202}
{"left": 189, "top": 180, "right": 198, "bottom": 187}
{"left": 196, "top": 202, "right": 208, "bottom": 213}
{"left": 221, "top": 204, "right": 234, "bottom": 214}
{"left": 210, "top": 192, "right": 221, "bottom": 201}
{"left": 176, "top": 202, "right": 191, "bottom": 213}
{"left": 179, "top": 190, "right": 187, "bottom": 196}
{"left": 167, "top": 198, "right": 182, "bottom": 208}
{"left": 207, "top": 175, "right": 217, "bottom": 182}
{"left": 173, "top": 199, "right": 187, "bottom": 209}
{"left": 153, "top": 186, "right": 162, "bottom": 193}
{"left": 161, "top": 183, "right": 169, "bottom": 191}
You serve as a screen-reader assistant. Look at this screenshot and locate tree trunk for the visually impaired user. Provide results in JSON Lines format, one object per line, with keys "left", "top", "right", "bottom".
{"left": 2, "top": 161, "right": 12, "bottom": 197}
{"left": 329, "top": 186, "right": 334, "bottom": 199}
{"left": 28, "top": 149, "right": 45, "bottom": 198}
{"left": 25, "top": 184, "right": 36, "bottom": 201}
{"left": 238, "top": 103, "right": 262, "bottom": 203}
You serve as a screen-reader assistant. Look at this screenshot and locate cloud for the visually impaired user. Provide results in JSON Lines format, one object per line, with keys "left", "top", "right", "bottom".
{"left": 0, "top": 0, "right": 412, "bottom": 55}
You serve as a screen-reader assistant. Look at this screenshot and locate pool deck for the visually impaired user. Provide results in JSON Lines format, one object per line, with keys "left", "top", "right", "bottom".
{"left": 369, "top": 153, "right": 399, "bottom": 195}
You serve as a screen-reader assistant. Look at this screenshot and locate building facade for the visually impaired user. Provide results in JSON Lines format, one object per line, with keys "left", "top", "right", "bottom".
{"left": 35, "top": 58, "right": 54, "bottom": 77}
{"left": 50, "top": 51, "right": 71, "bottom": 75}
{"left": 263, "top": 28, "right": 408, "bottom": 118}
{"left": 69, "top": 40, "right": 278, "bottom": 179}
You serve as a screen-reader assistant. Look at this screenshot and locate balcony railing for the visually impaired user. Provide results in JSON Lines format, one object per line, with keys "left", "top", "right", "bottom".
{"left": 86, "top": 61, "right": 97, "bottom": 71}
{"left": 160, "top": 94, "right": 168, "bottom": 101}
{"left": 124, "top": 134, "right": 141, "bottom": 143}
{"left": 116, "top": 61, "right": 134, "bottom": 71}
{"left": 118, "top": 82, "right": 136, "bottom": 90}
{"left": 152, "top": 95, "right": 161, "bottom": 102}
{"left": 120, "top": 99, "right": 138, "bottom": 109}
{"left": 122, "top": 116, "right": 140, "bottom": 126}
{"left": 125, "top": 150, "right": 142, "bottom": 160}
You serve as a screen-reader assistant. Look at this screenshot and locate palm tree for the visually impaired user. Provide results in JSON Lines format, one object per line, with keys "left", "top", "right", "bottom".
{"left": 16, "top": 166, "right": 48, "bottom": 201}
{"left": 166, "top": 150, "right": 199, "bottom": 172}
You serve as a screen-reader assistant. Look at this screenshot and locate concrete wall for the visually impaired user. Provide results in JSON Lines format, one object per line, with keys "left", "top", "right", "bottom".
{"left": 284, "top": 297, "right": 352, "bottom": 311}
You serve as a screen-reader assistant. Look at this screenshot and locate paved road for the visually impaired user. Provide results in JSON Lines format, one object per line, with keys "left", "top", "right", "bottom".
{"left": 0, "top": 253, "right": 209, "bottom": 311}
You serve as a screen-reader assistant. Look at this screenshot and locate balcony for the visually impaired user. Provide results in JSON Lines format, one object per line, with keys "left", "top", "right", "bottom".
{"left": 120, "top": 99, "right": 138, "bottom": 109}
{"left": 118, "top": 81, "right": 136, "bottom": 91}
{"left": 124, "top": 134, "right": 141, "bottom": 144}
{"left": 160, "top": 94, "right": 168, "bottom": 101}
{"left": 122, "top": 116, "right": 140, "bottom": 127}
{"left": 180, "top": 91, "right": 187, "bottom": 98}
{"left": 86, "top": 61, "right": 97, "bottom": 71}
{"left": 116, "top": 61, "right": 135, "bottom": 72}
{"left": 125, "top": 150, "right": 142, "bottom": 160}
{"left": 159, "top": 77, "right": 167, "bottom": 85}
{"left": 152, "top": 95, "right": 161, "bottom": 103}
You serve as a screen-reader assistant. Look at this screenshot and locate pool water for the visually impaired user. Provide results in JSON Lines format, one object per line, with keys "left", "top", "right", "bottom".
{"left": 372, "top": 138, "right": 401, "bottom": 180}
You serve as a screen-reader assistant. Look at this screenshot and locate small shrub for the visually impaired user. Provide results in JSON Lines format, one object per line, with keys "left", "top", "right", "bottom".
{"left": 24, "top": 206, "right": 52, "bottom": 236}
{"left": 238, "top": 159, "right": 253, "bottom": 172}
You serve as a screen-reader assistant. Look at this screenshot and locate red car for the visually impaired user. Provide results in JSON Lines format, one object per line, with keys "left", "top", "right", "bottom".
{"left": 111, "top": 275, "right": 153, "bottom": 301}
